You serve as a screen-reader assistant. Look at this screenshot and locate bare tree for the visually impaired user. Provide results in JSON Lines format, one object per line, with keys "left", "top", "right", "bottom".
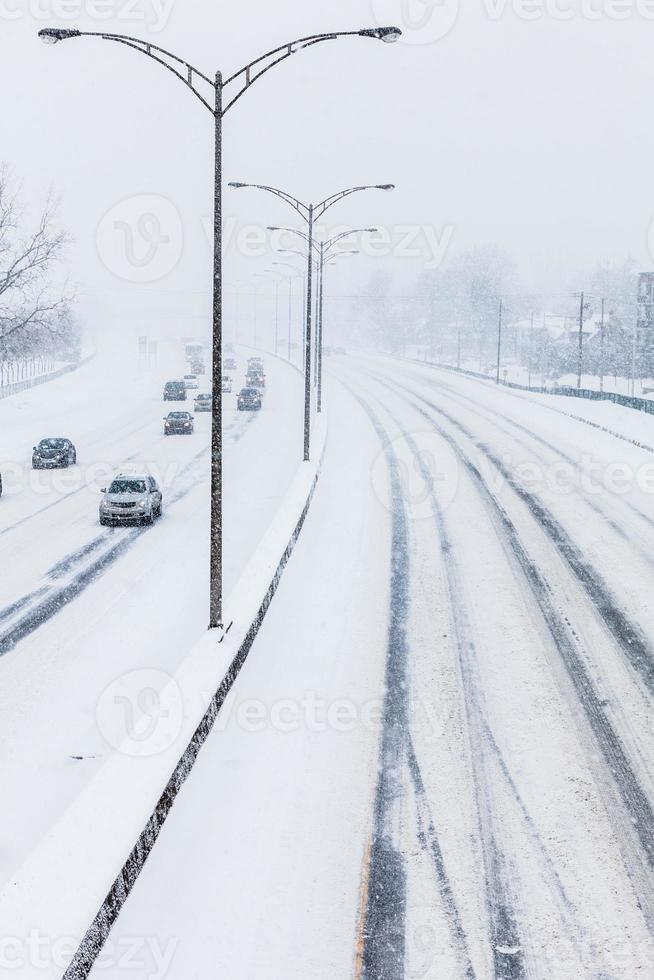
{"left": 0, "top": 166, "right": 71, "bottom": 350}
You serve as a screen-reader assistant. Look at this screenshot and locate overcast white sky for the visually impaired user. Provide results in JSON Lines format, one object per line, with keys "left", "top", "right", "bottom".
{"left": 3, "top": 0, "right": 654, "bottom": 339}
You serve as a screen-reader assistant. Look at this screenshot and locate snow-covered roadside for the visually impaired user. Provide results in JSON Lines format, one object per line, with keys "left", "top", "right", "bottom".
{"left": 376, "top": 352, "right": 654, "bottom": 452}
{"left": 0, "top": 350, "right": 96, "bottom": 401}
{"left": 0, "top": 414, "right": 327, "bottom": 980}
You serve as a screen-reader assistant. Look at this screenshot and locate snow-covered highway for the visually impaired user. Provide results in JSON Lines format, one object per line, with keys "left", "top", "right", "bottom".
{"left": 72, "top": 354, "right": 654, "bottom": 980}
{"left": 0, "top": 339, "right": 304, "bottom": 893}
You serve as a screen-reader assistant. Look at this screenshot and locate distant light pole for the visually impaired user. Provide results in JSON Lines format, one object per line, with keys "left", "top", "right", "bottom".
{"left": 230, "top": 183, "right": 394, "bottom": 460}
{"left": 272, "top": 261, "right": 305, "bottom": 363}
{"left": 495, "top": 298, "right": 503, "bottom": 385}
{"left": 317, "top": 249, "right": 360, "bottom": 411}
{"left": 39, "top": 23, "right": 401, "bottom": 629}
{"left": 270, "top": 225, "right": 379, "bottom": 411}
{"left": 599, "top": 298, "right": 606, "bottom": 393}
{"left": 254, "top": 269, "right": 281, "bottom": 352}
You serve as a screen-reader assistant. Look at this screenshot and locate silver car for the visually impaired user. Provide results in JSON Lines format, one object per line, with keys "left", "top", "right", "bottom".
{"left": 99, "top": 474, "right": 163, "bottom": 527}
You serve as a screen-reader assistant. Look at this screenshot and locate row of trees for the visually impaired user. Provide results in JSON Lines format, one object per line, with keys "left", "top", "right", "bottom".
{"left": 0, "top": 167, "right": 78, "bottom": 389}
{"left": 354, "top": 246, "right": 648, "bottom": 386}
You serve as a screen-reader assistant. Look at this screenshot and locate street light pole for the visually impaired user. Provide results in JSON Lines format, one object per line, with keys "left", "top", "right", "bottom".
{"left": 271, "top": 225, "right": 379, "bottom": 415}
{"left": 210, "top": 72, "right": 223, "bottom": 629}
{"left": 304, "top": 205, "right": 314, "bottom": 461}
{"left": 231, "top": 185, "right": 393, "bottom": 460}
{"left": 39, "top": 24, "right": 401, "bottom": 631}
{"left": 317, "top": 242, "right": 325, "bottom": 412}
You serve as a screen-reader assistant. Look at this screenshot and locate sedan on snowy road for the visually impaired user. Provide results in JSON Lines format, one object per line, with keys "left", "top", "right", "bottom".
{"left": 164, "top": 411, "right": 194, "bottom": 435}
{"left": 32, "top": 437, "right": 77, "bottom": 469}
{"left": 99, "top": 475, "right": 162, "bottom": 527}
{"left": 237, "top": 387, "right": 262, "bottom": 411}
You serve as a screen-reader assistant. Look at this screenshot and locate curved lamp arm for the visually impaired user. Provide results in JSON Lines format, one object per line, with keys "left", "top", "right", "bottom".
{"left": 222, "top": 27, "right": 401, "bottom": 114}
{"left": 268, "top": 225, "right": 320, "bottom": 256}
{"left": 278, "top": 247, "right": 320, "bottom": 270}
{"left": 315, "top": 184, "right": 394, "bottom": 219}
{"left": 38, "top": 25, "right": 401, "bottom": 118}
{"left": 229, "top": 182, "right": 310, "bottom": 221}
{"left": 38, "top": 29, "right": 216, "bottom": 112}
{"left": 323, "top": 227, "right": 378, "bottom": 255}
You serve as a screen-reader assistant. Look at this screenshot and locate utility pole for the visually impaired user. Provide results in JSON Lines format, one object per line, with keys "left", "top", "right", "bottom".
{"left": 631, "top": 323, "right": 638, "bottom": 397}
{"left": 495, "top": 298, "right": 503, "bottom": 385}
{"left": 577, "top": 291, "right": 585, "bottom": 390}
{"left": 599, "top": 298, "right": 605, "bottom": 393}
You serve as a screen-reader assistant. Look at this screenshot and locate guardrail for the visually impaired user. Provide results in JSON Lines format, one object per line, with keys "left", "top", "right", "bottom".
{"left": 403, "top": 356, "right": 654, "bottom": 416}
{"left": 0, "top": 352, "right": 96, "bottom": 401}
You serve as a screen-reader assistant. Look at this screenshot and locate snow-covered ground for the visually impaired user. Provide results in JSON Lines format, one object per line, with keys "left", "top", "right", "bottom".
{"left": 50, "top": 351, "right": 654, "bottom": 980}
{"left": 6, "top": 345, "right": 654, "bottom": 979}
{"left": 0, "top": 335, "right": 304, "bottom": 890}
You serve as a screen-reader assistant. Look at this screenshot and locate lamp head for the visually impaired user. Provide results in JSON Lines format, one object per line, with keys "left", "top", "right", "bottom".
{"left": 376, "top": 184, "right": 395, "bottom": 191}
{"left": 38, "top": 27, "right": 82, "bottom": 44}
{"left": 228, "top": 181, "right": 248, "bottom": 189}
{"left": 359, "top": 26, "right": 402, "bottom": 43}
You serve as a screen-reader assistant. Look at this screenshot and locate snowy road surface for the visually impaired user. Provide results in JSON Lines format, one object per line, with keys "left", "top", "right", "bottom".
{"left": 0, "top": 339, "right": 303, "bottom": 890}
{"left": 78, "top": 353, "right": 654, "bottom": 979}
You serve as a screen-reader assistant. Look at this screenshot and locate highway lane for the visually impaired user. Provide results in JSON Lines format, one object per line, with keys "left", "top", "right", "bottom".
{"left": 0, "top": 342, "right": 304, "bottom": 890}
{"left": 81, "top": 356, "right": 654, "bottom": 979}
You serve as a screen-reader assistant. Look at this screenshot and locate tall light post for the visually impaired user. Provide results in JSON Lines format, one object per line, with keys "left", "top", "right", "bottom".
{"left": 270, "top": 226, "right": 380, "bottom": 411}
{"left": 39, "top": 24, "right": 401, "bottom": 630}
{"left": 254, "top": 268, "right": 283, "bottom": 353}
{"left": 317, "top": 250, "right": 360, "bottom": 411}
{"left": 230, "top": 183, "right": 393, "bottom": 460}
{"left": 272, "top": 261, "right": 305, "bottom": 363}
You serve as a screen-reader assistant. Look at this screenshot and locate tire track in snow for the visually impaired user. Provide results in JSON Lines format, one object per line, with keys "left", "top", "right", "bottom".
{"left": 348, "top": 389, "right": 480, "bottom": 980}
{"left": 0, "top": 411, "right": 258, "bottom": 654}
{"left": 376, "top": 380, "right": 654, "bottom": 927}
{"left": 392, "top": 364, "right": 654, "bottom": 539}
{"left": 354, "top": 393, "right": 409, "bottom": 980}
{"left": 385, "top": 375, "right": 654, "bottom": 701}
{"left": 376, "top": 404, "right": 529, "bottom": 979}
{"left": 0, "top": 447, "right": 209, "bottom": 655}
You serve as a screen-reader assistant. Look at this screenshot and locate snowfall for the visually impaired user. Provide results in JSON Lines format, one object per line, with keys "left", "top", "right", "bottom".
{"left": 3, "top": 337, "right": 654, "bottom": 979}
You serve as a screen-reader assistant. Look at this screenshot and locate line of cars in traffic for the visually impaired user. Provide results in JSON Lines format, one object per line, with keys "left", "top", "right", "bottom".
{"left": 0, "top": 347, "right": 267, "bottom": 526}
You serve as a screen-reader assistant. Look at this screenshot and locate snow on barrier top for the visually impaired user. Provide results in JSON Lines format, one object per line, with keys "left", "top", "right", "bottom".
{"left": 404, "top": 355, "right": 654, "bottom": 416}
{"left": 0, "top": 352, "right": 96, "bottom": 401}
{"left": 0, "top": 412, "right": 327, "bottom": 980}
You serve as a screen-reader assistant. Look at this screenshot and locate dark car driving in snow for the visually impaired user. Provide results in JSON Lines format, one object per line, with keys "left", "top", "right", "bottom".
{"left": 32, "top": 437, "right": 77, "bottom": 469}
{"left": 163, "top": 380, "right": 187, "bottom": 401}
{"left": 237, "top": 387, "right": 262, "bottom": 411}
{"left": 164, "top": 411, "right": 194, "bottom": 435}
{"left": 99, "top": 474, "right": 162, "bottom": 526}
